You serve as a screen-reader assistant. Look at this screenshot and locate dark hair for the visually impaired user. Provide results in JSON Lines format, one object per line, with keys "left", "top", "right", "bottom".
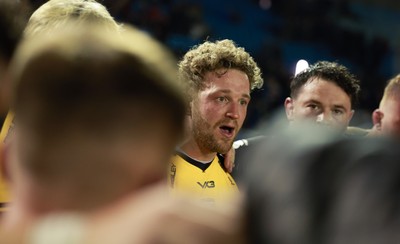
{"left": 0, "top": 0, "right": 30, "bottom": 61}
{"left": 245, "top": 125, "right": 400, "bottom": 244}
{"left": 290, "top": 61, "right": 360, "bottom": 107}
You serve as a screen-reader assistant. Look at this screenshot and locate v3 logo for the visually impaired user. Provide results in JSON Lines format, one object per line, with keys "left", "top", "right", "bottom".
{"left": 197, "top": 181, "right": 215, "bottom": 189}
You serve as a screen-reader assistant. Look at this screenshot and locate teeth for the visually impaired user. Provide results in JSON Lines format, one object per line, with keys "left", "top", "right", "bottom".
{"left": 221, "top": 126, "right": 233, "bottom": 133}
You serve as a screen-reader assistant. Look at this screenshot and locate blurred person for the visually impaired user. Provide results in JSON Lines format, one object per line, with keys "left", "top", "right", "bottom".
{"left": 1, "top": 21, "right": 244, "bottom": 244}
{"left": 284, "top": 61, "right": 360, "bottom": 134}
{"left": 24, "top": 0, "right": 120, "bottom": 38}
{"left": 1, "top": 0, "right": 121, "bottom": 143}
{"left": 371, "top": 74, "right": 400, "bottom": 137}
{"left": 245, "top": 122, "right": 400, "bottom": 244}
{"left": 1, "top": 23, "right": 185, "bottom": 229}
{"left": 0, "top": 0, "right": 30, "bottom": 213}
{"left": 169, "top": 39, "right": 263, "bottom": 204}
{"left": 0, "top": 183, "right": 244, "bottom": 244}
{"left": 0, "top": 0, "right": 120, "bottom": 212}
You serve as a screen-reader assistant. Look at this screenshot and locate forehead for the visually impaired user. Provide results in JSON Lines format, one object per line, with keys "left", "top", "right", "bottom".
{"left": 296, "top": 77, "right": 351, "bottom": 105}
{"left": 202, "top": 68, "right": 250, "bottom": 92}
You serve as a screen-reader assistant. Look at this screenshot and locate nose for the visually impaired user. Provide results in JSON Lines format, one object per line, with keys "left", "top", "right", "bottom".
{"left": 226, "top": 103, "right": 240, "bottom": 120}
{"left": 316, "top": 111, "right": 332, "bottom": 124}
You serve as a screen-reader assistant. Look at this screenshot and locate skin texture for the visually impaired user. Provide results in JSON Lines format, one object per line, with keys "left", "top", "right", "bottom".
{"left": 85, "top": 184, "right": 244, "bottom": 244}
{"left": 223, "top": 148, "right": 235, "bottom": 173}
{"left": 0, "top": 184, "right": 245, "bottom": 244}
{"left": 182, "top": 68, "right": 250, "bottom": 162}
{"left": 372, "top": 97, "right": 400, "bottom": 137}
{"left": 2, "top": 114, "right": 179, "bottom": 229}
{"left": 285, "top": 77, "right": 354, "bottom": 133}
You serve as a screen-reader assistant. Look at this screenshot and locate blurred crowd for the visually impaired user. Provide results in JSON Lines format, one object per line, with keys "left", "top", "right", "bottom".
{"left": 25, "top": 0, "right": 397, "bottom": 130}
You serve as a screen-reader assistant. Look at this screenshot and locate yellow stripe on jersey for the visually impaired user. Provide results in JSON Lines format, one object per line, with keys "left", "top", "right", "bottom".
{"left": 0, "top": 111, "right": 13, "bottom": 209}
{"left": 0, "top": 111, "right": 14, "bottom": 143}
{"left": 0, "top": 176, "right": 9, "bottom": 212}
{"left": 169, "top": 152, "right": 238, "bottom": 205}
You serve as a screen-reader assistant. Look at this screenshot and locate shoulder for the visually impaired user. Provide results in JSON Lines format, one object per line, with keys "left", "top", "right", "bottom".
{"left": 344, "top": 126, "right": 370, "bottom": 138}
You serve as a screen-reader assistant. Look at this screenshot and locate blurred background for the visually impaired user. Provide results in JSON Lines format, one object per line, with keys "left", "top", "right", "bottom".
{"left": 28, "top": 0, "right": 400, "bottom": 132}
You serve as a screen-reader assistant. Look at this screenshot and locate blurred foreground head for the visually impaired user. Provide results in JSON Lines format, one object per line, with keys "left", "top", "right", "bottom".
{"left": 0, "top": 0, "right": 120, "bottom": 213}
{"left": 285, "top": 61, "right": 360, "bottom": 133}
{"left": 372, "top": 74, "right": 400, "bottom": 137}
{"left": 245, "top": 122, "right": 400, "bottom": 244}
{"left": 1, "top": 0, "right": 119, "bottom": 140}
{"left": 24, "top": 0, "right": 120, "bottom": 37}
{"left": 6, "top": 23, "right": 185, "bottom": 217}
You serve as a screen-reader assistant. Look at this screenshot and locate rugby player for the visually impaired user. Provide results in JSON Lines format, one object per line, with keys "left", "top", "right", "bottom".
{"left": 169, "top": 39, "right": 263, "bottom": 204}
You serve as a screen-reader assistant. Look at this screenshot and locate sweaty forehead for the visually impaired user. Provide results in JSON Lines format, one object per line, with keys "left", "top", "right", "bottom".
{"left": 202, "top": 69, "right": 250, "bottom": 91}
{"left": 297, "top": 78, "right": 351, "bottom": 105}
{"left": 301, "top": 78, "right": 344, "bottom": 94}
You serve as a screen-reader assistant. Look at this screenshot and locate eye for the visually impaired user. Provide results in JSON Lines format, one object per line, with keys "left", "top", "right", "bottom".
{"left": 333, "top": 109, "right": 344, "bottom": 115}
{"left": 239, "top": 99, "right": 248, "bottom": 106}
{"left": 307, "top": 104, "right": 318, "bottom": 110}
{"left": 216, "top": 96, "right": 228, "bottom": 103}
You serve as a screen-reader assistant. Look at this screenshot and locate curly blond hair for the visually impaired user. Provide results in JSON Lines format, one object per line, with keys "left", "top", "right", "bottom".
{"left": 178, "top": 39, "right": 263, "bottom": 97}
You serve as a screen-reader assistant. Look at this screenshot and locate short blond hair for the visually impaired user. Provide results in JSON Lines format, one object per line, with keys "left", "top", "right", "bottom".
{"left": 10, "top": 24, "right": 185, "bottom": 205}
{"left": 178, "top": 39, "right": 263, "bottom": 98}
{"left": 24, "top": 0, "right": 120, "bottom": 37}
{"left": 380, "top": 74, "right": 400, "bottom": 107}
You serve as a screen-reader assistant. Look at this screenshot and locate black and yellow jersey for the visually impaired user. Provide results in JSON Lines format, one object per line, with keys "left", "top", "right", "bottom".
{"left": 0, "top": 112, "right": 14, "bottom": 144}
{"left": 0, "top": 145, "right": 9, "bottom": 212}
{"left": 169, "top": 151, "right": 238, "bottom": 204}
{"left": 0, "top": 112, "right": 13, "bottom": 212}
{"left": 0, "top": 176, "right": 8, "bottom": 212}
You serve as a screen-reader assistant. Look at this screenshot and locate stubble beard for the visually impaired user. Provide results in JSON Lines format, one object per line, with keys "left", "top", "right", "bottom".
{"left": 192, "top": 115, "right": 234, "bottom": 155}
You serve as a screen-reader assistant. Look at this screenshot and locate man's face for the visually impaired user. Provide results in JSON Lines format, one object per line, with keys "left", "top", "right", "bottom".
{"left": 377, "top": 98, "right": 400, "bottom": 137}
{"left": 190, "top": 68, "right": 250, "bottom": 154}
{"left": 285, "top": 77, "right": 354, "bottom": 133}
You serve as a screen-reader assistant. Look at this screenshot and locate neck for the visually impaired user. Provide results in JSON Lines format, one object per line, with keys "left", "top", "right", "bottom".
{"left": 1, "top": 183, "right": 42, "bottom": 230}
{"left": 180, "top": 138, "right": 216, "bottom": 162}
{"left": 2, "top": 179, "right": 86, "bottom": 230}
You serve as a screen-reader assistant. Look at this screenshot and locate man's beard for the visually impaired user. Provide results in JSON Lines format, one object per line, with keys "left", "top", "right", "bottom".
{"left": 192, "top": 115, "right": 235, "bottom": 154}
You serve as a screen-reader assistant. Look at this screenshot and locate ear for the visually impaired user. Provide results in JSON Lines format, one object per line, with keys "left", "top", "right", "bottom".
{"left": 372, "top": 109, "right": 383, "bottom": 131}
{"left": 284, "top": 97, "right": 294, "bottom": 121}
{"left": 348, "top": 109, "right": 355, "bottom": 123}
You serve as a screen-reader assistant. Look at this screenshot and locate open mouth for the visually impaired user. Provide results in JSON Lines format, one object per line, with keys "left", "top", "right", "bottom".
{"left": 219, "top": 125, "right": 235, "bottom": 138}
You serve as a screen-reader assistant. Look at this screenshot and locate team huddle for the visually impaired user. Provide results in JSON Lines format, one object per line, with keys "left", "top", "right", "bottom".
{"left": 0, "top": 0, "right": 400, "bottom": 243}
